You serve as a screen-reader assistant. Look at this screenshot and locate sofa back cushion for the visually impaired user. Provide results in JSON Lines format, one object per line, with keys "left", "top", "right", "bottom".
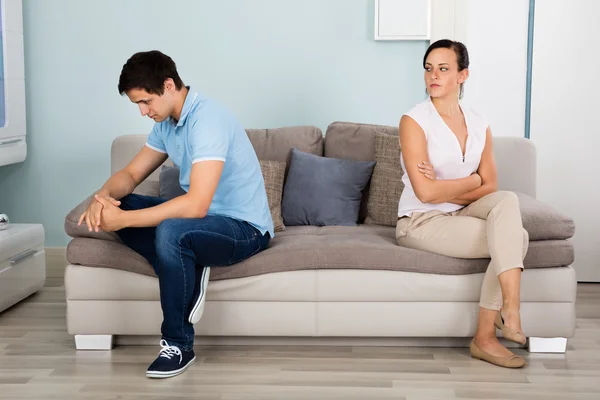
{"left": 246, "top": 126, "right": 323, "bottom": 166}
{"left": 324, "top": 121, "right": 398, "bottom": 161}
{"left": 324, "top": 121, "right": 398, "bottom": 222}
{"left": 110, "top": 126, "right": 323, "bottom": 198}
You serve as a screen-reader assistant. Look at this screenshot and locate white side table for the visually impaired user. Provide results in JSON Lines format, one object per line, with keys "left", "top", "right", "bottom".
{"left": 0, "top": 224, "right": 46, "bottom": 313}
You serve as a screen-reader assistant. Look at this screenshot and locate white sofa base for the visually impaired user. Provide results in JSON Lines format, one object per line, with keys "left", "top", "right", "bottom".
{"left": 65, "top": 265, "right": 576, "bottom": 354}
{"left": 66, "top": 298, "right": 575, "bottom": 337}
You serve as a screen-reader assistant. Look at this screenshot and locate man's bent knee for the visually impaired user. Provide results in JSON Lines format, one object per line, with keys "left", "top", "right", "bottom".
{"left": 155, "top": 219, "right": 182, "bottom": 245}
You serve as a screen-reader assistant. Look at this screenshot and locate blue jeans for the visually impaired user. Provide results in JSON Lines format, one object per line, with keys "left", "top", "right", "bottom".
{"left": 116, "top": 194, "right": 270, "bottom": 351}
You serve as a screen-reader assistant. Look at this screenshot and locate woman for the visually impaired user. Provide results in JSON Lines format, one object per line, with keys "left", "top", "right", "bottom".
{"left": 397, "top": 39, "right": 528, "bottom": 368}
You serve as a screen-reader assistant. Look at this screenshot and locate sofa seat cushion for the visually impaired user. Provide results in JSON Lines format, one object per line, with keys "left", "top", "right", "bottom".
{"left": 66, "top": 226, "right": 574, "bottom": 282}
{"left": 208, "top": 226, "right": 573, "bottom": 280}
{"left": 65, "top": 264, "right": 576, "bottom": 304}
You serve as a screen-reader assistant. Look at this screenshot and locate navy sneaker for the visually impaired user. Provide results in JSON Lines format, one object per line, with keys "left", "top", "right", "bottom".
{"left": 146, "top": 340, "right": 196, "bottom": 379}
{"left": 188, "top": 266, "right": 210, "bottom": 324}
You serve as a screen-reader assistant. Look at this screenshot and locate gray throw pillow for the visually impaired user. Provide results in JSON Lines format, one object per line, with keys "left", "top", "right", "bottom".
{"left": 159, "top": 166, "right": 186, "bottom": 200}
{"left": 281, "top": 148, "right": 376, "bottom": 226}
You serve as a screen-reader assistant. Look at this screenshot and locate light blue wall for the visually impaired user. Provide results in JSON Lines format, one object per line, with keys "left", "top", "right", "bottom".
{"left": 0, "top": 0, "right": 428, "bottom": 246}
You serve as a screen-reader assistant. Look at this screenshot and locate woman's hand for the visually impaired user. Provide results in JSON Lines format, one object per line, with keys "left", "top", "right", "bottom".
{"left": 418, "top": 161, "right": 436, "bottom": 180}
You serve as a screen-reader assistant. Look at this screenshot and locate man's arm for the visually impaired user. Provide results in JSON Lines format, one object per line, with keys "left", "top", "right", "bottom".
{"left": 97, "top": 146, "right": 168, "bottom": 200}
{"left": 81, "top": 145, "right": 168, "bottom": 231}
{"left": 123, "top": 160, "right": 224, "bottom": 228}
{"left": 122, "top": 108, "right": 229, "bottom": 228}
{"left": 400, "top": 115, "right": 482, "bottom": 204}
{"left": 449, "top": 128, "right": 498, "bottom": 205}
{"left": 99, "top": 105, "right": 230, "bottom": 231}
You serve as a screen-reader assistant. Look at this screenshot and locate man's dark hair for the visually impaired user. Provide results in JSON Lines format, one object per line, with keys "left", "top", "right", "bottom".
{"left": 118, "top": 50, "right": 184, "bottom": 96}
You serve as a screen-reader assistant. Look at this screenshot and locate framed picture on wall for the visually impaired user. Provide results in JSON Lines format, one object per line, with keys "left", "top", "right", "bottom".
{"left": 374, "top": 0, "right": 431, "bottom": 41}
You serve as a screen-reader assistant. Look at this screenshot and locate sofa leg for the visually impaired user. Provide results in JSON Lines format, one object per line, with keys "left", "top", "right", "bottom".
{"left": 74, "top": 335, "right": 114, "bottom": 350}
{"left": 528, "top": 337, "right": 567, "bottom": 353}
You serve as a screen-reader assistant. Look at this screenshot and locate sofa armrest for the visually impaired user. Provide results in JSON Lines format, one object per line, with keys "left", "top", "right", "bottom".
{"left": 493, "top": 137, "right": 537, "bottom": 198}
{"left": 517, "top": 192, "right": 575, "bottom": 241}
{"left": 64, "top": 195, "right": 121, "bottom": 242}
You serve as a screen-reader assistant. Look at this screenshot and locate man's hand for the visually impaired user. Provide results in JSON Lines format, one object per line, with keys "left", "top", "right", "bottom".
{"left": 77, "top": 195, "right": 121, "bottom": 232}
{"left": 418, "top": 161, "right": 437, "bottom": 180}
{"left": 92, "top": 195, "right": 129, "bottom": 232}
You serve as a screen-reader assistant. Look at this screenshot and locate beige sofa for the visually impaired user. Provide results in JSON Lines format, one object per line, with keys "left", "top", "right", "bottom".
{"left": 64, "top": 122, "right": 576, "bottom": 353}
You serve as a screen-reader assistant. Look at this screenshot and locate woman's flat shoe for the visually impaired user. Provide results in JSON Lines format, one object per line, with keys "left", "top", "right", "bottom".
{"left": 495, "top": 312, "right": 527, "bottom": 345}
{"left": 470, "top": 340, "right": 526, "bottom": 369}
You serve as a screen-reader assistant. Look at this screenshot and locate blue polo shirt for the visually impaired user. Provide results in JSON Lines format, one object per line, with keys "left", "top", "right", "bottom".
{"left": 145, "top": 87, "right": 274, "bottom": 237}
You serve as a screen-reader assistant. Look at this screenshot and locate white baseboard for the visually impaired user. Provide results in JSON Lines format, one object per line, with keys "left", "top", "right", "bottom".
{"left": 45, "top": 247, "right": 66, "bottom": 257}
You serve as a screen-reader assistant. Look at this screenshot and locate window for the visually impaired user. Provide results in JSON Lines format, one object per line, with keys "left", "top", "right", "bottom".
{"left": 0, "top": 1, "right": 5, "bottom": 128}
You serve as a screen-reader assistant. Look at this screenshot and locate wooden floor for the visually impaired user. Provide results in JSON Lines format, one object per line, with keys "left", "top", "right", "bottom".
{"left": 0, "top": 253, "right": 599, "bottom": 400}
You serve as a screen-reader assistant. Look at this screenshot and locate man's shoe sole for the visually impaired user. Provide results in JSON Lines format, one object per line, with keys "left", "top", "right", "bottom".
{"left": 189, "top": 267, "right": 210, "bottom": 324}
{"left": 146, "top": 356, "right": 196, "bottom": 379}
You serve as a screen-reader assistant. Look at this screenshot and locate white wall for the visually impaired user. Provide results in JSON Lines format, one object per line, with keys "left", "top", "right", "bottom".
{"left": 453, "top": 0, "right": 598, "bottom": 281}
{"left": 530, "top": 0, "right": 600, "bottom": 282}
{"left": 453, "top": 0, "right": 530, "bottom": 138}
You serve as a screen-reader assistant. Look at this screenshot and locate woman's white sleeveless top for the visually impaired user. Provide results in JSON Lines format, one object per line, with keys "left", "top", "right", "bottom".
{"left": 397, "top": 97, "right": 489, "bottom": 217}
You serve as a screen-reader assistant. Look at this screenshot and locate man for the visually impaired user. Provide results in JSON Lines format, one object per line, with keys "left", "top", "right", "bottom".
{"left": 78, "top": 50, "right": 274, "bottom": 378}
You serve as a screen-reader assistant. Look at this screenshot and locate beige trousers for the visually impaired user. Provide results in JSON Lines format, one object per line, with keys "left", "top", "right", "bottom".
{"left": 396, "top": 191, "right": 528, "bottom": 311}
